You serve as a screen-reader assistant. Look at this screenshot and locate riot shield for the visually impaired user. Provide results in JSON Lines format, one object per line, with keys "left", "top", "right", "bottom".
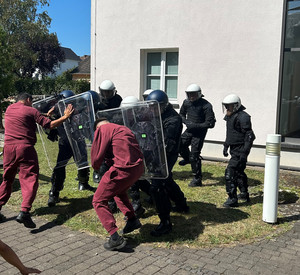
{"left": 96, "top": 100, "right": 168, "bottom": 179}
{"left": 32, "top": 96, "right": 61, "bottom": 172}
{"left": 58, "top": 92, "right": 95, "bottom": 170}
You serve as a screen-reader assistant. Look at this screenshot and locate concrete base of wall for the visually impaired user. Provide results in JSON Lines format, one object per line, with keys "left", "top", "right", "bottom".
{"left": 201, "top": 142, "right": 300, "bottom": 171}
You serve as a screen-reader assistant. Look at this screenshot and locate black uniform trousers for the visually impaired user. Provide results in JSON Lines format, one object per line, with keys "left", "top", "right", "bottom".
{"left": 51, "top": 139, "right": 89, "bottom": 194}
{"left": 180, "top": 130, "right": 206, "bottom": 179}
{"left": 150, "top": 153, "right": 187, "bottom": 222}
{"left": 225, "top": 144, "right": 248, "bottom": 196}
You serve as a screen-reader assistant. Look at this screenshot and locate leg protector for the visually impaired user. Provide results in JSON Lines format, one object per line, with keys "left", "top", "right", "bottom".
{"left": 149, "top": 181, "right": 171, "bottom": 221}
{"left": 225, "top": 167, "right": 238, "bottom": 199}
{"left": 190, "top": 153, "right": 202, "bottom": 179}
{"left": 128, "top": 182, "right": 144, "bottom": 215}
{"left": 237, "top": 171, "right": 248, "bottom": 194}
{"left": 51, "top": 167, "right": 66, "bottom": 192}
{"left": 179, "top": 134, "right": 191, "bottom": 162}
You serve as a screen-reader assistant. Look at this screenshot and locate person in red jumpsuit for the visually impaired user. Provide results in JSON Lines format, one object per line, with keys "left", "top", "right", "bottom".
{"left": 91, "top": 117, "right": 144, "bottom": 251}
{"left": 0, "top": 93, "right": 73, "bottom": 228}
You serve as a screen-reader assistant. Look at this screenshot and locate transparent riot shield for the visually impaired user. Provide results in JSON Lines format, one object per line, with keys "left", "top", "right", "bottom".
{"left": 32, "top": 96, "right": 61, "bottom": 172}
{"left": 96, "top": 100, "right": 168, "bottom": 179}
{"left": 58, "top": 92, "right": 95, "bottom": 170}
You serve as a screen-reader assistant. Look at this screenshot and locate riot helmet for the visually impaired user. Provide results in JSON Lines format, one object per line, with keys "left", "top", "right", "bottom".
{"left": 59, "top": 90, "right": 74, "bottom": 99}
{"left": 146, "top": 89, "right": 169, "bottom": 114}
{"left": 143, "top": 89, "right": 153, "bottom": 100}
{"left": 185, "top": 84, "right": 202, "bottom": 102}
{"left": 99, "top": 80, "right": 116, "bottom": 99}
{"left": 120, "top": 96, "right": 139, "bottom": 107}
{"left": 222, "top": 94, "right": 241, "bottom": 116}
{"left": 86, "top": 90, "right": 100, "bottom": 107}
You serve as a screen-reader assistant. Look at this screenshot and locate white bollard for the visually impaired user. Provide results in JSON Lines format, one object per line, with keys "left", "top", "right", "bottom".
{"left": 262, "top": 134, "right": 281, "bottom": 223}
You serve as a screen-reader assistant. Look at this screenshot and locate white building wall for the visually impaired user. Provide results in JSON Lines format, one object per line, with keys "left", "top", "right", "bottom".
{"left": 52, "top": 59, "right": 79, "bottom": 77}
{"left": 91, "top": 0, "right": 300, "bottom": 169}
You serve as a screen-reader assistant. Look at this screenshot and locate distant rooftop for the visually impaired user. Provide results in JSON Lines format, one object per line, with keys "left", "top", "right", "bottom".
{"left": 61, "top": 47, "right": 81, "bottom": 61}
{"left": 71, "top": 55, "right": 90, "bottom": 74}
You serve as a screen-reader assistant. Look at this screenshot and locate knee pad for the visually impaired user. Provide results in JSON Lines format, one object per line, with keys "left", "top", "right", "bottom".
{"left": 225, "top": 168, "right": 237, "bottom": 194}
{"left": 189, "top": 153, "right": 199, "bottom": 163}
{"left": 225, "top": 167, "right": 235, "bottom": 182}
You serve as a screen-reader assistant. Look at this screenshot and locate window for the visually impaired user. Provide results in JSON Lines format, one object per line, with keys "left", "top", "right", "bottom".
{"left": 146, "top": 50, "right": 178, "bottom": 100}
{"left": 279, "top": 1, "right": 300, "bottom": 141}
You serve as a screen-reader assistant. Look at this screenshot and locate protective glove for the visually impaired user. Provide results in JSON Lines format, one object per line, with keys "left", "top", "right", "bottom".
{"left": 185, "top": 121, "right": 197, "bottom": 130}
{"left": 223, "top": 145, "right": 229, "bottom": 157}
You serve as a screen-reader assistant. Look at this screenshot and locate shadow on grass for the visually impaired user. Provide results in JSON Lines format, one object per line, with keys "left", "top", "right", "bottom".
{"left": 38, "top": 173, "right": 51, "bottom": 184}
{"left": 278, "top": 190, "right": 299, "bottom": 204}
{"left": 0, "top": 173, "right": 20, "bottom": 192}
{"left": 278, "top": 214, "right": 300, "bottom": 223}
{"left": 31, "top": 195, "right": 94, "bottom": 234}
{"left": 127, "top": 201, "right": 250, "bottom": 246}
{"left": 173, "top": 169, "right": 263, "bottom": 188}
{"left": 0, "top": 173, "right": 51, "bottom": 192}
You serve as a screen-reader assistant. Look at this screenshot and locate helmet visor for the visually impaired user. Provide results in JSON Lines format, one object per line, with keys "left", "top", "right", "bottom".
{"left": 186, "top": 91, "right": 200, "bottom": 101}
{"left": 100, "top": 89, "right": 116, "bottom": 99}
{"left": 222, "top": 103, "right": 237, "bottom": 115}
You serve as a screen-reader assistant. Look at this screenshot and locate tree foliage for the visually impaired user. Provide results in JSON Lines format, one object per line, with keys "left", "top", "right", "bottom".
{"left": 0, "top": 27, "right": 14, "bottom": 100}
{"left": 0, "top": 0, "right": 65, "bottom": 78}
{"left": 14, "top": 71, "right": 90, "bottom": 96}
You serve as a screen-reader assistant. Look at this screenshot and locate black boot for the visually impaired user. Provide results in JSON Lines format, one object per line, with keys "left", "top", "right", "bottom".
{"left": 121, "top": 217, "right": 142, "bottom": 234}
{"left": 78, "top": 182, "right": 96, "bottom": 191}
{"left": 132, "top": 201, "right": 145, "bottom": 218}
{"left": 48, "top": 190, "right": 59, "bottom": 207}
{"left": 190, "top": 158, "right": 202, "bottom": 187}
{"left": 223, "top": 197, "right": 238, "bottom": 208}
{"left": 172, "top": 204, "right": 190, "bottom": 213}
{"left": 188, "top": 177, "right": 202, "bottom": 187}
{"left": 103, "top": 233, "right": 126, "bottom": 251}
{"left": 16, "top": 211, "right": 36, "bottom": 228}
{"left": 93, "top": 170, "right": 100, "bottom": 183}
{"left": 238, "top": 192, "right": 250, "bottom": 202}
{"left": 151, "top": 220, "right": 172, "bottom": 237}
{"left": 178, "top": 159, "right": 190, "bottom": 166}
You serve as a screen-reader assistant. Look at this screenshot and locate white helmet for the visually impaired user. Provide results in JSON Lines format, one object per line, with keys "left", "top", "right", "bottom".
{"left": 143, "top": 89, "right": 153, "bottom": 100}
{"left": 185, "top": 84, "right": 202, "bottom": 100}
{"left": 222, "top": 94, "right": 241, "bottom": 113}
{"left": 99, "top": 80, "right": 116, "bottom": 99}
{"left": 100, "top": 80, "right": 115, "bottom": 90}
{"left": 120, "top": 96, "right": 139, "bottom": 107}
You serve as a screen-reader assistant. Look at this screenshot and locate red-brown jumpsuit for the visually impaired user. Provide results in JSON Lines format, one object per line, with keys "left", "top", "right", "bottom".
{"left": 91, "top": 123, "right": 144, "bottom": 235}
{"left": 0, "top": 102, "right": 51, "bottom": 212}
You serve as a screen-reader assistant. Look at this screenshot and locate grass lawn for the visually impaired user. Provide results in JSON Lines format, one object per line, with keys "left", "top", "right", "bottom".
{"left": 1, "top": 139, "right": 300, "bottom": 249}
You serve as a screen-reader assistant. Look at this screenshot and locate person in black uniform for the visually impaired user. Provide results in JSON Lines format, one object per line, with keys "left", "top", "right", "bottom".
{"left": 146, "top": 90, "right": 189, "bottom": 237}
{"left": 179, "top": 84, "right": 216, "bottom": 187}
{"left": 48, "top": 90, "right": 95, "bottom": 207}
{"left": 222, "top": 94, "right": 256, "bottom": 208}
{"left": 93, "top": 80, "right": 123, "bottom": 184}
{"left": 119, "top": 96, "right": 152, "bottom": 217}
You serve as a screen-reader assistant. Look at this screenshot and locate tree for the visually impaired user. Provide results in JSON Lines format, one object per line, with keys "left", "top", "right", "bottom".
{"left": 0, "top": 0, "right": 65, "bottom": 78}
{"left": 0, "top": 26, "right": 14, "bottom": 129}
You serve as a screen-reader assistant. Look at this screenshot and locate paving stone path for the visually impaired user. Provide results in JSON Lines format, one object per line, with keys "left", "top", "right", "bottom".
{"left": 0, "top": 207, "right": 299, "bottom": 275}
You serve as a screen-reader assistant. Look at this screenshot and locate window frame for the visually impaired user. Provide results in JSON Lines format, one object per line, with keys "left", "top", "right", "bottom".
{"left": 278, "top": 0, "right": 300, "bottom": 147}
{"left": 143, "top": 48, "right": 179, "bottom": 102}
